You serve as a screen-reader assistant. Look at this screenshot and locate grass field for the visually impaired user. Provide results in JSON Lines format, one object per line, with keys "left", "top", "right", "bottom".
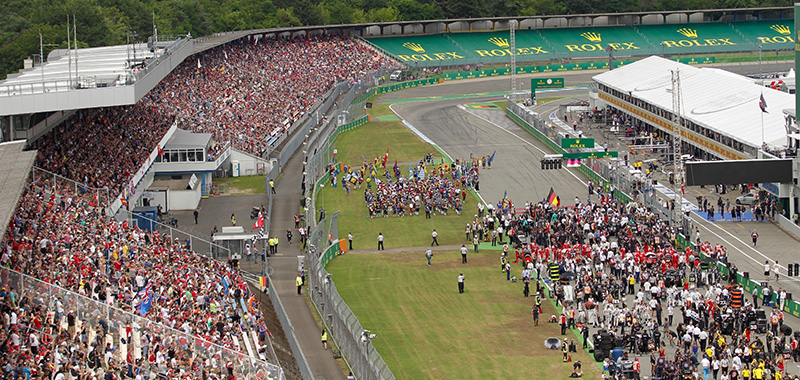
{"left": 327, "top": 251, "right": 601, "bottom": 379}
{"left": 317, "top": 165, "right": 481, "bottom": 248}
{"left": 318, "top": 104, "right": 482, "bottom": 247}
{"left": 333, "top": 120, "right": 435, "bottom": 166}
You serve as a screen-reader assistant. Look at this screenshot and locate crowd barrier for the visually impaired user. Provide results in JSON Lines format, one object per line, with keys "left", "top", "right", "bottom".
{"left": 0, "top": 267, "right": 284, "bottom": 379}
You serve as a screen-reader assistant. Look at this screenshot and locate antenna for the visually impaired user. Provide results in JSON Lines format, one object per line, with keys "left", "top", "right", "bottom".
{"left": 510, "top": 20, "right": 517, "bottom": 102}
{"left": 73, "top": 15, "right": 78, "bottom": 83}
{"left": 153, "top": 9, "right": 158, "bottom": 59}
{"left": 670, "top": 69, "right": 684, "bottom": 230}
{"left": 39, "top": 31, "right": 45, "bottom": 93}
{"left": 67, "top": 15, "right": 72, "bottom": 89}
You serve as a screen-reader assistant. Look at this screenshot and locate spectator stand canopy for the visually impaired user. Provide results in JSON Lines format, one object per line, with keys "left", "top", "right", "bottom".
{"left": 0, "top": 36, "right": 193, "bottom": 117}
{"left": 213, "top": 225, "right": 268, "bottom": 260}
{"left": 0, "top": 141, "right": 37, "bottom": 235}
{"left": 592, "top": 55, "right": 794, "bottom": 161}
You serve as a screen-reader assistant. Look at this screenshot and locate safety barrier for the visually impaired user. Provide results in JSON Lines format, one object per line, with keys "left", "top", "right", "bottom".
{"left": 0, "top": 267, "right": 284, "bottom": 379}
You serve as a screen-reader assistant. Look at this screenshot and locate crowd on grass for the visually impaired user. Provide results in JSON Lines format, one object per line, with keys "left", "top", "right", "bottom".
{"left": 354, "top": 155, "right": 484, "bottom": 217}
{"left": 477, "top": 190, "right": 799, "bottom": 380}
{"left": 0, "top": 178, "right": 278, "bottom": 379}
{"left": 30, "top": 35, "right": 393, "bottom": 198}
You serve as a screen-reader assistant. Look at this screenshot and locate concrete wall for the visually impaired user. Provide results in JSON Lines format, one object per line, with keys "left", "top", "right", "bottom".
{"left": 642, "top": 14, "right": 665, "bottom": 25}
{"left": 778, "top": 214, "right": 800, "bottom": 240}
{"left": 226, "top": 148, "right": 272, "bottom": 177}
{"left": 168, "top": 186, "right": 201, "bottom": 210}
{"left": 519, "top": 19, "right": 545, "bottom": 29}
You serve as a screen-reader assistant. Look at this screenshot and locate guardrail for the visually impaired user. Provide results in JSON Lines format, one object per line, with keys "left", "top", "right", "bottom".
{"left": 0, "top": 266, "right": 284, "bottom": 379}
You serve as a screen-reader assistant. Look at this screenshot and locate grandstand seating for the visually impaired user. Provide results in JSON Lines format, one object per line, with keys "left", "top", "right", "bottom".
{"left": 0, "top": 174, "right": 281, "bottom": 378}
{"left": 28, "top": 35, "right": 394, "bottom": 199}
{"left": 0, "top": 34, "right": 395, "bottom": 379}
{"left": 366, "top": 20, "right": 789, "bottom": 65}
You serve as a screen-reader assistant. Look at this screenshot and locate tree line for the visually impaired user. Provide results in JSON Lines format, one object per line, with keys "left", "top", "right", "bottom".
{"left": 0, "top": 0, "right": 792, "bottom": 80}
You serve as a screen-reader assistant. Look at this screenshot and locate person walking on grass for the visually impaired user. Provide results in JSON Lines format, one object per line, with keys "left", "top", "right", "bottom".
{"left": 377, "top": 232, "right": 384, "bottom": 251}
{"left": 431, "top": 229, "right": 439, "bottom": 246}
{"left": 460, "top": 245, "right": 468, "bottom": 264}
{"left": 425, "top": 249, "right": 433, "bottom": 266}
{"left": 458, "top": 273, "right": 465, "bottom": 293}
{"left": 348, "top": 232, "right": 354, "bottom": 250}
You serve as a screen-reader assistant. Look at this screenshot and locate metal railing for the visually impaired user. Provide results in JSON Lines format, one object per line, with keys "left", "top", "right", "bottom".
{"left": 0, "top": 266, "right": 284, "bottom": 380}
{"left": 0, "top": 37, "right": 190, "bottom": 97}
{"left": 31, "top": 166, "right": 113, "bottom": 206}
{"left": 265, "top": 273, "right": 314, "bottom": 380}
{"left": 119, "top": 208, "right": 232, "bottom": 260}
{"left": 305, "top": 227, "right": 394, "bottom": 380}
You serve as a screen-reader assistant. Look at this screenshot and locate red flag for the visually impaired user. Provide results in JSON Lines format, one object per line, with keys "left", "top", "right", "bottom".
{"left": 253, "top": 212, "right": 264, "bottom": 229}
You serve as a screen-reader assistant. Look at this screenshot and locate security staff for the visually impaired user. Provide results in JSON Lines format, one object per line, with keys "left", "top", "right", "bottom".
{"left": 296, "top": 274, "right": 303, "bottom": 295}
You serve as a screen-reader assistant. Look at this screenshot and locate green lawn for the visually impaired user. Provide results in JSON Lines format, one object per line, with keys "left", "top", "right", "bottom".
{"left": 367, "top": 102, "right": 394, "bottom": 118}
{"left": 327, "top": 251, "right": 601, "bottom": 379}
{"left": 332, "top": 120, "right": 435, "bottom": 168}
{"left": 316, "top": 167, "right": 480, "bottom": 248}
{"left": 214, "top": 175, "right": 266, "bottom": 195}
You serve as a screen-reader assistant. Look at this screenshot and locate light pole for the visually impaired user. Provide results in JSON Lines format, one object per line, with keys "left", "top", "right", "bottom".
{"left": 660, "top": 42, "right": 665, "bottom": 57}
{"left": 758, "top": 37, "right": 766, "bottom": 79}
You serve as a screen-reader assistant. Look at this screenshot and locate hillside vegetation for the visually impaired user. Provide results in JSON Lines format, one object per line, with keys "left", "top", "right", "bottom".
{"left": 1, "top": 0, "right": 792, "bottom": 80}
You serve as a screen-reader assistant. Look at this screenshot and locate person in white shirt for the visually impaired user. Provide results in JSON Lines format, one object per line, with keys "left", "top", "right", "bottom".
{"left": 773, "top": 261, "right": 780, "bottom": 281}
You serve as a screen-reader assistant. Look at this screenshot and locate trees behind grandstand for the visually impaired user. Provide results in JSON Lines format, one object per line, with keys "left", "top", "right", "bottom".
{"left": 0, "top": 0, "right": 793, "bottom": 80}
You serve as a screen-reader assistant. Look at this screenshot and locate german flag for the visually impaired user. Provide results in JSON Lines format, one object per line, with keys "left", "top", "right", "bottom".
{"left": 547, "top": 187, "right": 559, "bottom": 206}
{"left": 258, "top": 276, "right": 269, "bottom": 289}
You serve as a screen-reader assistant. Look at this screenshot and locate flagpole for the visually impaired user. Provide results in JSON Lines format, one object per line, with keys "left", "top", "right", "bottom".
{"left": 761, "top": 107, "right": 765, "bottom": 148}
{"left": 760, "top": 92, "right": 765, "bottom": 149}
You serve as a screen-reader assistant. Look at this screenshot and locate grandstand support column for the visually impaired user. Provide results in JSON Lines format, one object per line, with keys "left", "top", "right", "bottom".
{"left": 510, "top": 20, "right": 517, "bottom": 102}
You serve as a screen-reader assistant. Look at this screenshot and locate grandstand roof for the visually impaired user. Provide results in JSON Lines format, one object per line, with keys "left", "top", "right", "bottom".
{"left": 164, "top": 128, "right": 212, "bottom": 150}
{"left": 593, "top": 56, "right": 793, "bottom": 150}
{"left": 1, "top": 43, "right": 149, "bottom": 95}
{"left": 0, "top": 37, "right": 192, "bottom": 117}
{"left": 0, "top": 141, "right": 37, "bottom": 237}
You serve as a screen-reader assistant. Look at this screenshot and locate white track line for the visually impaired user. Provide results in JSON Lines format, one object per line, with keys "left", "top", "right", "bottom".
{"left": 692, "top": 215, "right": 800, "bottom": 283}
{"left": 389, "top": 103, "right": 490, "bottom": 207}
{"left": 463, "top": 107, "right": 588, "bottom": 187}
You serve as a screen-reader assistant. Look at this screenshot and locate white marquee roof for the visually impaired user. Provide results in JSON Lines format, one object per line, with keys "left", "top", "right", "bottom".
{"left": 593, "top": 55, "right": 792, "bottom": 149}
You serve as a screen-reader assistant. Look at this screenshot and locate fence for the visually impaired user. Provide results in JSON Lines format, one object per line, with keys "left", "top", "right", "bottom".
{"left": 305, "top": 222, "right": 395, "bottom": 380}
{"left": 299, "top": 92, "right": 395, "bottom": 378}
{"left": 0, "top": 267, "right": 283, "bottom": 379}
{"left": 30, "top": 166, "right": 113, "bottom": 208}
{"left": 265, "top": 273, "right": 315, "bottom": 380}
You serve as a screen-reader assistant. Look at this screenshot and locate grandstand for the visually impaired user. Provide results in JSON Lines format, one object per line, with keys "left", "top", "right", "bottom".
{"left": 0, "top": 31, "right": 395, "bottom": 379}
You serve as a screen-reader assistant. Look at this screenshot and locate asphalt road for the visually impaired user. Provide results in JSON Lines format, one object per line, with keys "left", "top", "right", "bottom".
{"left": 381, "top": 59, "right": 800, "bottom": 377}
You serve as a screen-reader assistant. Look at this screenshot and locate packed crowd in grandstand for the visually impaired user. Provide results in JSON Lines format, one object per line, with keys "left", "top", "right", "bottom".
{"left": 0, "top": 178, "right": 276, "bottom": 379}
{"left": 30, "top": 35, "right": 393, "bottom": 196}
{"left": 0, "top": 34, "right": 395, "bottom": 379}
